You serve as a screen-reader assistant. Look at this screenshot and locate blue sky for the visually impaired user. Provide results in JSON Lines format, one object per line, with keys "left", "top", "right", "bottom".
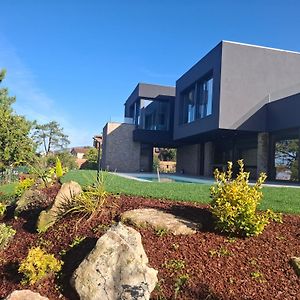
{"left": 1, "top": 0, "right": 300, "bottom": 147}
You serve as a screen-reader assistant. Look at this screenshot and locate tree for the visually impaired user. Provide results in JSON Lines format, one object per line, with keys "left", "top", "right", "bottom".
{"left": 32, "top": 121, "right": 70, "bottom": 155}
{"left": 0, "top": 69, "right": 35, "bottom": 170}
{"left": 84, "top": 148, "right": 98, "bottom": 163}
{"left": 275, "top": 139, "right": 299, "bottom": 181}
{"left": 275, "top": 139, "right": 298, "bottom": 165}
{"left": 45, "top": 151, "right": 78, "bottom": 170}
{"left": 158, "top": 148, "right": 176, "bottom": 161}
{"left": 81, "top": 148, "right": 99, "bottom": 170}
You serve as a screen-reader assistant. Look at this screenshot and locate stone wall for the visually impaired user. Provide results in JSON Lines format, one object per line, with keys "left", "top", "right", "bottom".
{"left": 101, "top": 123, "right": 141, "bottom": 172}
{"left": 204, "top": 141, "right": 214, "bottom": 177}
{"left": 257, "top": 132, "right": 269, "bottom": 177}
{"left": 176, "top": 144, "right": 201, "bottom": 176}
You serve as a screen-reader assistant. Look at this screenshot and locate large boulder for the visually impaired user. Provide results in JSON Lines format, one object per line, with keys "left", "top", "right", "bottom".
{"left": 122, "top": 208, "right": 201, "bottom": 235}
{"left": 5, "top": 290, "right": 49, "bottom": 300}
{"left": 37, "top": 181, "right": 82, "bottom": 232}
{"left": 71, "top": 222, "right": 158, "bottom": 300}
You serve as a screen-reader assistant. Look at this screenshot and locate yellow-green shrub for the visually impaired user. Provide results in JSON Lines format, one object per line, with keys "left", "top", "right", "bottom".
{"left": 210, "top": 160, "right": 281, "bottom": 237}
{"left": 0, "top": 223, "right": 16, "bottom": 250}
{"left": 18, "top": 247, "right": 63, "bottom": 284}
{"left": 15, "top": 178, "right": 35, "bottom": 197}
{"left": 0, "top": 202, "right": 7, "bottom": 218}
{"left": 55, "top": 157, "right": 63, "bottom": 178}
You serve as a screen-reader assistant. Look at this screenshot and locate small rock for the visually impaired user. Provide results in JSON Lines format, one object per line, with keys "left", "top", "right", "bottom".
{"left": 290, "top": 257, "right": 300, "bottom": 277}
{"left": 122, "top": 208, "right": 201, "bottom": 235}
{"left": 5, "top": 290, "right": 49, "bottom": 300}
{"left": 71, "top": 222, "right": 158, "bottom": 300}
{"left": 37, "top": 181, "right": 82, "bottom": 232}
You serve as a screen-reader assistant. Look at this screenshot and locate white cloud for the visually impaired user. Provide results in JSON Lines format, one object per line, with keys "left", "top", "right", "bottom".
{"left": 0, "top": 34, "right": 92, "bottom": 147}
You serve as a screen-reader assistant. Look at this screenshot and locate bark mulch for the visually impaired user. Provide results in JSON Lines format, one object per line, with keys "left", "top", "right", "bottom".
{"left": 0, "top": 190, "right": 299, "bottom": 300}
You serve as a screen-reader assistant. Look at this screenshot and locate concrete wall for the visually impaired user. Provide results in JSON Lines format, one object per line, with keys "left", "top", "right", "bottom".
{"left": 101, "top": 122, "right": 141, "bottom": 172}
{"left": 220, "top": 41, "right": 300, "bottom": 131}
{"left": 267, "top": 93, "right": 300, "bottom": 132}
{"left": 176, "top": 144, "right": 201, "bottom": 175}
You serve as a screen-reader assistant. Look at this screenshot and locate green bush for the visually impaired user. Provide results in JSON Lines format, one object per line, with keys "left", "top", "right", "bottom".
{"left": 18, "top": 247, "right": 63, "bottom": 284}
{"left": 57, "top": 174, "right": 109, "bottom": 221}
{"left": 15, "top": 178, "right": 35, "bottom": 197}
{"left": 0, "top": 202, "right": 7, "bottom": 218}
{"left": 0, "top": 223, "right": 16, "bottom": 250}
{"left": 210, "top": 160, "right": 282, "bottom": 237}
{"left": 55, "top": 157, "right": 63, "bottom": 178}
{"left": 0, "top": 192, "right": 16, "bottom": 206}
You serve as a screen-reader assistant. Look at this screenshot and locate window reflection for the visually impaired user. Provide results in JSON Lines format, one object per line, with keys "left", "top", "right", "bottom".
{"left": 181, "top": 75, "right": 213, "bottom": 124}
{"left": 133, "top": 99, "right": 170, "bottom": 131}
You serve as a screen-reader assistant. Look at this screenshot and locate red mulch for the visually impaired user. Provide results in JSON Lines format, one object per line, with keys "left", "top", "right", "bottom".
{"left": 0, "top": 187, "right": 299, "bottom": 300}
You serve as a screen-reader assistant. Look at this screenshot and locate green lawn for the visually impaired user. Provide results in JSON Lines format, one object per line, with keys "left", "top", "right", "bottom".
{"left": 0, "top": 182, "right": 17, "bottom": 195}
{"left": 62, "top": 170, "right": 300, "bottom": 215}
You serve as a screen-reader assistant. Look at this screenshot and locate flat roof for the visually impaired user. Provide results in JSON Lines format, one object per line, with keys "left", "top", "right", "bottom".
{"left": 124, "top": 82, "right": 175, "bottom": 106}
{"left": 223, "top": 40, "right": 300, "bottom": 56}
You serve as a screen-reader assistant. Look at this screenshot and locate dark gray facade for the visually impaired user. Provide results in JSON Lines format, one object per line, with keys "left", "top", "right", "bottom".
{"left": 174, "top": 41, "right": 300, "bottom": 141}
{"left": 111, "top": 41, "right": 300, "bottom": 181}
{"left": 124, "top": 83, "right": 176, "bottom": 147}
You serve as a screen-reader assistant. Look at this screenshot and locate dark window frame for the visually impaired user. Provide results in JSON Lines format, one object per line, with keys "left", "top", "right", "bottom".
{"left": 180, "top": 71, "right": 214, "bottom": 125}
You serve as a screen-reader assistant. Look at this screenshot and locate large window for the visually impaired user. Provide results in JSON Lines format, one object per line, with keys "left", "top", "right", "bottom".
{"left": 133, "top": 98, "right": 170, "bottom": 131}
{"left": 275, "top": 138, "right": 299, "bottom": 181}
{"left": 181, "top": 75, "right": 213, "bottom": 124}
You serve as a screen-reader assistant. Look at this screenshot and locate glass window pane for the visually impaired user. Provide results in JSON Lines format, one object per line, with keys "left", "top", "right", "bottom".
{"left": 275, "top": 139, "right": 299, "bottom": 181}
{"left": 206, "top": 78, "right": 213, "bottom": 116}
{"left": 138, "top": 99, "right": 170, "bottom": 131}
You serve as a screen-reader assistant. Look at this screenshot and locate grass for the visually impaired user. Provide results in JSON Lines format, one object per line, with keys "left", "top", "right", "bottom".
{"left": 61, "top": 170, "right": 300, "bottom": 214}
{"left": 0, "top": 183, "right": 17, "bottom": 196}
{"left": 62, "top": 170, "right": 211, "bottom": 202}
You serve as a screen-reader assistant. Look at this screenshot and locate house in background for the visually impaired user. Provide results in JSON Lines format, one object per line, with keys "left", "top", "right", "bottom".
{"left": 71, "top": 146, "right": 92, "bottom": 167}
{"left": 101, "top": 41, "right": 300, "bottom": 182}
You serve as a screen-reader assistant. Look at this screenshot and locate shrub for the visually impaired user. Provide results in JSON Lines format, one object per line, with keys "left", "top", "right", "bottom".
{"left": 0, "top": 202, "right": 7, "bottom": 218}
{"left": 0, "top": 192, "right": 16, "bottom": 206}
{"left": 57, "top": 173, "right": 109, "bottom": 221}
{"left": 0, "top": 223, "right": 16, "bottom": 250}
{"left": 15, "top": 178, "right": 35, "bottom": 197}
{"left": 55, "top": 157, "right": 63, "bottom": 178}
{"left": 210, "top": 160, "right": 282, "bottom": 237}
{"left": 18, "top": 247, "right": 63, "bottom": 285}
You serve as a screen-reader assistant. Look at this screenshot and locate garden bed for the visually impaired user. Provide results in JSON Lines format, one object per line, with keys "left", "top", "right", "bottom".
{"left": 0, "top": 185, "right": 299, "bottom": 300}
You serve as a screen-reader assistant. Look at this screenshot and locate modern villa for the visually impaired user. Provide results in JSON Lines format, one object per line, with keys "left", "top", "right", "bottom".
{"left": 101, "top": 41, "right": 300, "bottom": 182}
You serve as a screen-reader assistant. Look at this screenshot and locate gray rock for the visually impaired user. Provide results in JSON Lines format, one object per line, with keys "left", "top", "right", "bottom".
{"left": 37, "top": 181, "right": 82, "bottom": 232}
{"left": 122, "top": 208, "right": 201, "bottom": 235}
{"left": 15, "top": 189, "right": 48, "bottom": 214}
{"left": 290, "top": 257, "right": 300, "bottom": 277}
{"left": 71, "top": 222, "right": 158, "bottom": 300}
{"left": 5, "top": 290, "right": 49, "bottom": 300}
